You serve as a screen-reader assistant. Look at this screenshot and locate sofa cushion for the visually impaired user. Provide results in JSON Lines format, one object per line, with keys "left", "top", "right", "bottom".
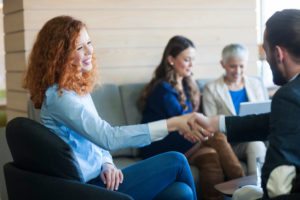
{"left": 196, "top": 79, "right": 212, "bottom": 93}
{"left": 91, "top": 84, "right": 127, "bottom": 126}
{"left": 119, "top": 83, "right": 145, "bottom": 125}
{"left": 28, "top": 84, "right": 128, "bottom": 126}
{"left": 119, "top": 83, "right": 146, "bottom": 157}
{"left": 28, "top": 100, "right": 41, "bottom": 123}
{"left": 91, "top": 84, "right": 135, "bottom": 157}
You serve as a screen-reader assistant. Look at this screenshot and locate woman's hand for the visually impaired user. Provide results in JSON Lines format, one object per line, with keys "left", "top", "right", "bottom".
{"left": 100, "top": 163, "right": 123, "bottom": 191}
{"left": 189, "top": 113, "right": 220, "bottom": 133}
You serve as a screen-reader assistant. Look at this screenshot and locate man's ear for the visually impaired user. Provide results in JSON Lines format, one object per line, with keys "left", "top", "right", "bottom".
{"left": 274, "top": 45, "right": 284, "bottom": 64}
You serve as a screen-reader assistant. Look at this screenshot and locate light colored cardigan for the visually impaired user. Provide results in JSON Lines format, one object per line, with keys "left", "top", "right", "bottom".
{"left": 202, "top": 76, "right": 269, "bottom": 116}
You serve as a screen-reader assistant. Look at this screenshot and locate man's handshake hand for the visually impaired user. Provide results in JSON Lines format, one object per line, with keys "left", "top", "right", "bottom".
{"left": 166, "top": 112, "right": 220, "bottom": 143}
{"left": 188, "top": 113, "right": 220, "bottom": 134}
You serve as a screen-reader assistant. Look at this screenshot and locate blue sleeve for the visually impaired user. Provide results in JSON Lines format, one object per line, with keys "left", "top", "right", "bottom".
{"left": 43, "top": 89, "right": 151, "bottom": 151}
{"left": 162, "top": 89, "right": 185, "bottom": 117}
{"left": 143, "top": 82, "right": 184, "bottom": 122}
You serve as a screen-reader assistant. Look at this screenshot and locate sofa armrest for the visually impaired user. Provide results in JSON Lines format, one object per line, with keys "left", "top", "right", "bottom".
{"left": 4, "top": 163, "right": 133, "bottom": 200}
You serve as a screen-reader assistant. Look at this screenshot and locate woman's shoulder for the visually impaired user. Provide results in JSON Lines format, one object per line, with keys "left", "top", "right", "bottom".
{"left": 153, "top": 81, "right": 176, "bottom": 94}
{"left": 45, "top": 84, "right": 87, "bottom": 105}
{"left": 204, "top": 76, "right": 224, "bottom": 90}
{"left": 46, "top": 85, "right": 75, "bottom": 98}
{"left": 45, "top": 84, "right": 59, "bottom": 99}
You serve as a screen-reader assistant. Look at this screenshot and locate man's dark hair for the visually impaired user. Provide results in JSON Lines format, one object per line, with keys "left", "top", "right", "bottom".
{"left": 266, "top": 9, "right": 300, "bottom": 60}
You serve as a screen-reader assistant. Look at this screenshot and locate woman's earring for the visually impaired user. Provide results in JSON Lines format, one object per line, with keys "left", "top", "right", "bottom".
{"left": 170, "top": 62, "right": 174, "bottom": 66}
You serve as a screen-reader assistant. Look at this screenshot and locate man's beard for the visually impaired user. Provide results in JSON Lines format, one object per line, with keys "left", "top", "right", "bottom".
{"left": 269, "top": 57, "right": 287, "bottom": 86}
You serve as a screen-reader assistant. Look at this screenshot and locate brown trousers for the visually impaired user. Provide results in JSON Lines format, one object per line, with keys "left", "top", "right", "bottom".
{"left": 187, "top": 132, "right": 244, "bottom": 200}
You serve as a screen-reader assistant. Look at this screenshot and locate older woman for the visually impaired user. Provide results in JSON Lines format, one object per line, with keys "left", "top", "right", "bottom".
{"left": 203, "top": 43, "right": 268, "bottom": 176}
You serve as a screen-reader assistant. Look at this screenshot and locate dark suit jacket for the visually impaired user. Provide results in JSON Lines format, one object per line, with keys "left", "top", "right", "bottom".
{"left": 225, "top": 74, "right": 300, "bottom": 198}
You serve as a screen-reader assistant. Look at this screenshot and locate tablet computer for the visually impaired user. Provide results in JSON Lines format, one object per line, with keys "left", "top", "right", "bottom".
{"left": 239, "top": 100, "right": 271, "bottom": 116}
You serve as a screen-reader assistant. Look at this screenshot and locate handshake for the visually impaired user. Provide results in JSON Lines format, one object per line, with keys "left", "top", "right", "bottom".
{"left": 166, "top": 112, "right": 220, "bottom": 143}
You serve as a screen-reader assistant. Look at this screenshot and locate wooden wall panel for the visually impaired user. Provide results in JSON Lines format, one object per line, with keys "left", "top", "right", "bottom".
{"left": 5, "top": 52, "right": 27, "bottom": 71}
{"left": 5, "top": 32, "right": 25, "bottom": 52}
{"left": 98, "top": 65, "right": 220, "bottom": 84}
{"left": 96, "top": 45, "right": 258, "bottom": 68}
{"left": 4, "top": 0, "right": 258, "bottom": 120}
{"left": 7, "top": 110, "right": 27, "bottom": 121}
{"left": 6, "top": 72, "right": 25, "bottom": 92}
{"left": 0, "top": 8, "right": 5, "bottom": 91}
{"left": 22, "top": 0, "right": 254, "bottom": 10}
{"left": 24, "top": 28, "right": 256, "bottom": 49}
{"left": 3, "top": 12, "right": 24, "bottom": 33}
{"left": 3, "top": 0, "right": 23, "bottom": 14}
{"left": 6, "top": 91, "right": 27, "bottom": 111}
{"left": 99, "top": 61, "right": 258, "bottom": 85}
{"left": 23, "top": 10, "right": 255, "bottom": 30}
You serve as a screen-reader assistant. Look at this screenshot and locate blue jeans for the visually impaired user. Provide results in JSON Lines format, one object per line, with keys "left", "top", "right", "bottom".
{"left": 88, "top": 151, "right": 197, "bottom": 200}
{"left": 140, "top": 132, "right": 193, "bottom": 159}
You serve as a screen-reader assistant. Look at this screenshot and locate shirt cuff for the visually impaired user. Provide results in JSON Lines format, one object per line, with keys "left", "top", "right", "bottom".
{"left": 102, "top": 156, "right": 114, "bottom": 166}
{"left": 148, "top": 120, "right": 169, "bottom": 142}
{"left": 219, "top": 115, "right": 227, "bottom": 133}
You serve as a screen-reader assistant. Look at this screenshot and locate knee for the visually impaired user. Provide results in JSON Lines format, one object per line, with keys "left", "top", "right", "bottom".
{"left": 207, "top": 132, "right": 228, "bottom": 146}
{"left": 195, "top": 147, "right": 217, "bottom": 156}
{"left": 161, "top": 151, "right": 189, "bottom": 166}
{"left": 246, "top": 142, "right": 266, "bottom": 155}
{"left": 213, "top": 132, "right": 227, "bottom": 142}
{"left": 189, "top": 147, "right": 218, "bottom": 164}
{"left": 155, "top": 182, "right": 194, "bottom": 200}
{"left": 170, "top": 182, "right": 193, "bottom": 200}
{"left": 191, "top": 147, "right": 222, "bottom": 168}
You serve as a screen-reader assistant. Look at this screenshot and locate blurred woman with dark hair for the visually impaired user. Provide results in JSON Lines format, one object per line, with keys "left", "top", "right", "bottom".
{"left": 139, "top": 36, "right": 244, "bottom": 200}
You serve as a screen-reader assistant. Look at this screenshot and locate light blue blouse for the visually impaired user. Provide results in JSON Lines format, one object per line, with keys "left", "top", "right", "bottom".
{"left": 40, "top": 85, "right": 160, "bottom": 182}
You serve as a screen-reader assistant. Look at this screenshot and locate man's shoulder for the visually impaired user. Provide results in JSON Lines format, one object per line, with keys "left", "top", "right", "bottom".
{"left": 272, "top": 76, "right": 300, "bottom": 104}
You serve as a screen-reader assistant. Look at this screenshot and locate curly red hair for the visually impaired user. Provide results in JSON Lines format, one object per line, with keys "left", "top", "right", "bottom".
{"left": 23, "top": 16, "right": 98, "bottom": 109}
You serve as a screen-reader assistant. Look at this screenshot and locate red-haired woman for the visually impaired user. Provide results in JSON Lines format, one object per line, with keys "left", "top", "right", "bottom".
{"left": 23, "top": 16, "right": 209, "bottom": 200}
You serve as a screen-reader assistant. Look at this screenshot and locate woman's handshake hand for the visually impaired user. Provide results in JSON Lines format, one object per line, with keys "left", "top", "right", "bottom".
{"left": 166, "top": 112, "right": 216, "bottom": 143}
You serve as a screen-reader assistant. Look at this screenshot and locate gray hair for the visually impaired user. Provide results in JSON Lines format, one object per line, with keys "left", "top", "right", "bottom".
{"left": 221, "top": 43, "right": 249, "bottom": 63}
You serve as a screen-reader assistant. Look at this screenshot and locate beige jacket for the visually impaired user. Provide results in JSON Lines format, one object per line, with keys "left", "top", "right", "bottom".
{"left": 202, "top": 76, "right": 269, "bottom": 116}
